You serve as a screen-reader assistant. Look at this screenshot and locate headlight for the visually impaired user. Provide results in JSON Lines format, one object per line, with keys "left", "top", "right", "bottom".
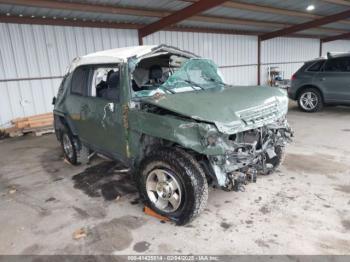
{"left": 207, "top": 134, "right": 218, "bottom": 146}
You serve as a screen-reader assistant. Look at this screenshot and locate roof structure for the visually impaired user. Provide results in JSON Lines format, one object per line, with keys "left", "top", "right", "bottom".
{"left": 67, "top": 44, "right": 198, "bottom": 72}
{"left": 0, "top": 0, "right": 349, "bottom": 43}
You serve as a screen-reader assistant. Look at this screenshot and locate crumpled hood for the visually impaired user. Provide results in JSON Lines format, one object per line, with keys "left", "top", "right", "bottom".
{"left": 140, "top": 86, "right": 288, "bottom": 134}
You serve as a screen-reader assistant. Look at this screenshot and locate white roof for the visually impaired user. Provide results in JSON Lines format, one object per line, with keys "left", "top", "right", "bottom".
{"left": 67, "top": 45, "right": 157, "bottom": 73}
{"left": 84, "top": 45, "right": 157, "bottom": 61}
{"left": 67, "top": 44, "right": 198, "bottom": 73}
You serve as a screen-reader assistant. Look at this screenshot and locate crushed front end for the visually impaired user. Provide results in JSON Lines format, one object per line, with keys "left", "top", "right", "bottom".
{"left": 203, "top": 101, "right": 293, "bottom": 191}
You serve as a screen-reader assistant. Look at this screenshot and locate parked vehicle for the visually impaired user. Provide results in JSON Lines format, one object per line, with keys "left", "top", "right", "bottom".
{"left": 288, "top": 52, "right": 350, "bottom": 112}
{"left": 53, "top": 45, "right": 293, "bottom": 224}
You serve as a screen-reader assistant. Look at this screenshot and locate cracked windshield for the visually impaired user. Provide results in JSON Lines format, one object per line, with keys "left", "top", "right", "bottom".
{"left": 133, "top": 58, "right": 225, "bottom": 97}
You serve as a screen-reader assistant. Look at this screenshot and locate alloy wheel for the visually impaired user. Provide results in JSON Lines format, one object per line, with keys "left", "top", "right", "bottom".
{"left": 146, "top": 168, "right": 182, "bottom": 213}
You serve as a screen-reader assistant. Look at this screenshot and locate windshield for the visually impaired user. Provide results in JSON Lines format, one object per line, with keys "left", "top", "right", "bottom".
{"left": 134, "top": 58, "right": 224, "bottom": 97}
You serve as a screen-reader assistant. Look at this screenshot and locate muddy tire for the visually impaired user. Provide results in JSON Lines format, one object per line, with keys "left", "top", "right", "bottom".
{"left": 60, "top": 126, "right": 89, "bottom": 165}
{"left": 261, "top": 146, "right": 286, "bottom": 175}
{"left": 297, "top": 88, "right": 323, "bottom": 112}
{"left": 138, "top": 147, "right": 208, "bottom": 225}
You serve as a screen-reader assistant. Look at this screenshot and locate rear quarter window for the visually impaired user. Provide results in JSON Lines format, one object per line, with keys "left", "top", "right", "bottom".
{"left": 71, "top": 67, "right": 90, "bottom": 95}
{"left": 306, "top": 60, "right": 325, "bottom": 72}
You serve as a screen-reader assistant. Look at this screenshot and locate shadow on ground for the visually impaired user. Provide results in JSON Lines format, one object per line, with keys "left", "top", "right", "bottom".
{"left": 72, "top": 161, "right": 137, "bottom": 201}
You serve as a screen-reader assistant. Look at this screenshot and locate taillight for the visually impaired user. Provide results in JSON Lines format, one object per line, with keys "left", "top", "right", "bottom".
{"left": 291, "top": 73, "right": 297, "bottom": 81}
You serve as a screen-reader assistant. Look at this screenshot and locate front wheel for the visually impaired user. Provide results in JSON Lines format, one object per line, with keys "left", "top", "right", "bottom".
{"left": 138, "top": 147, "right": 208, "bottom": 225}
{"left": 297, "top": 88, "right": 323, "bottom": 112}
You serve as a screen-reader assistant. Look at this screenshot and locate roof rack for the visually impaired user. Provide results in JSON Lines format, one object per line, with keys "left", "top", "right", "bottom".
{"left": 327, "top": 52, "right": 350, "bottom": 59}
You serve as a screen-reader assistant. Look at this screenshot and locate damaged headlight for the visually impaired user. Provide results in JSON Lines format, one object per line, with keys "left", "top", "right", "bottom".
{"left": 207, "top": 134, "right": 218, "bottom": 146}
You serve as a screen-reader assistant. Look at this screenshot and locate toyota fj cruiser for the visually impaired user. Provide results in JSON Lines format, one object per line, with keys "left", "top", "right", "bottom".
{"left": 53, "top": 45, "right": 293, "bottom": 225}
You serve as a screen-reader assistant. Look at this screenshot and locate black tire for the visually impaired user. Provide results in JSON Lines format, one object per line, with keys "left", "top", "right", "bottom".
{"left": 60, "top": 126, "right": 89, "bottom": 165}
{"left": 297, "top": 87, "right": 323, "bottom": 112}
{"left": 138, "top": 147, "right": 208, "bottom": 225}
{"left": 261, "top": 146, "right": 286, "bottom": 175}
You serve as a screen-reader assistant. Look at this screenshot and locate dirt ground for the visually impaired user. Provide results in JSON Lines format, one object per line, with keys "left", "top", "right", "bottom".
{"left": 0, "top": 102, "right": 349, "bottom": 255}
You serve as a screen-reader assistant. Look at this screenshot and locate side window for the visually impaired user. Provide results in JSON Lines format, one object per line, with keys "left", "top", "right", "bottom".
{"left": 324, "top": 58, "right": 350, "bottom": 72}
{"left": 90, "top": 66, "right": 120, "bottom": 101}
{"left": 307, "top": 60, "right": 325, "bottom": 72}
{"left": 71, "top": 67, "right": 90, "bottom": 95}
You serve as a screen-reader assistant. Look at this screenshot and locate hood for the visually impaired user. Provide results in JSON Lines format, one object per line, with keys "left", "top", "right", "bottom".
{"left": 140, "top": 86, "right": 288, "bottom": 134}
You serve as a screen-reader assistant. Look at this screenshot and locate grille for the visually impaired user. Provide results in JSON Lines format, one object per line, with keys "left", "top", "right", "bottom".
{"left": 238, "top": 102, "right": 279, "bottom": 125}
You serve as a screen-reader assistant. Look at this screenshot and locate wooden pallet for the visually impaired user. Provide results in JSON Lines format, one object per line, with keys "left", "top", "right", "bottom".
{"left": 5, "top": 113, "right": 54, "bottom": 137}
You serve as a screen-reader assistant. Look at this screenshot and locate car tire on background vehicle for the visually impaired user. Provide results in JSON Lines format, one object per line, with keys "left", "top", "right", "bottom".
{"left": 297, "top": 87, "right": 323, "bottom": 112}
{"left": 60, "top": 126, "right": 89, "bottom": 165}
{"left": 261, "top": 145, "right": 286, "bottom": 175}
{"left": 138, "top": 147, "right": 208, "bottom": 225}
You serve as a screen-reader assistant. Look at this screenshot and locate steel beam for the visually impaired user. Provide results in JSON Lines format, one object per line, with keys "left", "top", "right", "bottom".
{"left": 321, "top": 32, "right": 350, "bottom": 43}
{"left": 138, "top": 0, "right": 228, "bottom": 38}
{"left": 260, "top": 9, "right": 350, "bottom": 41}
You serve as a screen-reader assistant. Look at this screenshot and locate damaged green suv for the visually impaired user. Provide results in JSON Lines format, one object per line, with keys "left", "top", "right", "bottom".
{"left": 54, "top": 45, "right": 292, "bottom": 225}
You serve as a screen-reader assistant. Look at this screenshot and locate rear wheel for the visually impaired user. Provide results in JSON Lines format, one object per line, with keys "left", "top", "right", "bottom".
{"left": 297, "top": 88, "right": 323, "bottom": 112}
{"left": 138, "top": 147, "right": 208, "bottom": 225}
{"left": 60, "top": 126, "right": 89, "bottom": 165}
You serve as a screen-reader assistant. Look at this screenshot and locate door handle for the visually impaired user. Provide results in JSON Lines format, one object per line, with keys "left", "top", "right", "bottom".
{"left": 320, "top": 77, "right": 326, "bottom": 81}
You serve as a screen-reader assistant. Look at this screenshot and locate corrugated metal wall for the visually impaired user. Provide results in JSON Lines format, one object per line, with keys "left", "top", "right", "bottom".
{"left": 322, "top": 40, "right": 350, "bottom": 56}
{"left": 260, "top": 37, "right": 320, "bottom": 85}
{"left": 144, "top": 31, "right": 258, "bottom": 86}
{"left": 0, "top": 22, "right": 348, "bottom": 127}
{"left": 0, "top": 23, "right": 138, "bottom": 127}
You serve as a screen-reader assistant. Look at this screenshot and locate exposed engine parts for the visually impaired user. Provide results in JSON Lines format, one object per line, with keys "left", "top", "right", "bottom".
{"left": 211, "top": 121, "right": 293, "bottom": 191}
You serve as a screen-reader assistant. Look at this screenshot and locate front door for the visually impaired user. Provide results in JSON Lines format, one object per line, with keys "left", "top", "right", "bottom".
{"left": 67, "top": 64, "right": 127, "bottom": 161}
{"left": 317, "top": 57, "right": 350, "bottom": 102}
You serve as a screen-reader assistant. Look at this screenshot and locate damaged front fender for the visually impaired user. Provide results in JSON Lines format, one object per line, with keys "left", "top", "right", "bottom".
{"left": 127, "top": 109, "right": 230, "bottom": 157}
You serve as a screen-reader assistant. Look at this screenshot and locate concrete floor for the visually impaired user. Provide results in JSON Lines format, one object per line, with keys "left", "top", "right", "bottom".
{"left": 0, "top": 102, "right": 350, "bottom": 255}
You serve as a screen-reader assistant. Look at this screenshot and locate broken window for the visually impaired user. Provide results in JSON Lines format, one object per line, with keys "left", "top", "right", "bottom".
{"left": 90, "top": 66, "right": 120, "bottom": 101}
{"left": 132, "top": 57, "right": 225, "bottom": 97}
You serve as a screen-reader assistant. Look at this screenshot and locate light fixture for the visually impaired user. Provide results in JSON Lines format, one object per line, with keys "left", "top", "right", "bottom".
{"left": 31, "top": 15, "right": 35, "bottom": 18}
{"left": 73, "top": 17, "right": 77, "bottom": 20}
{"left": 53, "top": 16, "right": 56, "bottom": 19}
{"left": 19, "top": 14, "right": 23, "bottom": 17}
{"left": 6, "top": 13, "right": 10, "bottom": 16}
{"left": 42, "top": 15, "right": 46, "bottom": 18}
{"left": 63, "top": 17, "right": 67, "bottom": 20}
{"left": 306, "top": 5, "right": 315, "bottom": 11}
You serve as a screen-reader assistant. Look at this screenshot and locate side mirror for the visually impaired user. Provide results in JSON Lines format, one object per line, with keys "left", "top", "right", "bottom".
{"left": 52, "top": 96, "right": 56, "bottom": 105}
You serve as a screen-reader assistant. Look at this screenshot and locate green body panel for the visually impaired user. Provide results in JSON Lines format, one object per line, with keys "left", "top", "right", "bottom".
{"left": 138, "top": 85, "right": 288, "bottom": 134}
{"left": 127, "top": 109, "right": 227, "bottom": 158}
{"left": 55, "top": 64, "right": 131, "bottom": 162}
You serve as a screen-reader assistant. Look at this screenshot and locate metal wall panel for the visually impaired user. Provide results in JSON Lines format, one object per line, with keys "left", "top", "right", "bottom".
{"left": 144, "top": 31, "right": 258, "bottom": 86}
{"left": 260, "top": 37, "right": 320, "bottom": 85}
{"left": 2, "top": 23, "right": 342, "bottom": 127}
{"left": 0, "top": 23, "right": 138, "bottom": 127}
{"left": 322, "top": 40, "right": 350, "bottom": 56}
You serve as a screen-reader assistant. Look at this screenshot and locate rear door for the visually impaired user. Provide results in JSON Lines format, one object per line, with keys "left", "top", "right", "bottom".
{"left": 316, "top": 57, "right": 350, "bottom": 102}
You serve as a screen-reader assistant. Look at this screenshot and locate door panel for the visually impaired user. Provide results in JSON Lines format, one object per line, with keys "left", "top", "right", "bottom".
{"left": 318, "top": 58, "right": 350, "bottom": 102}
{"left": 80, "top": 65, "right": 126, "bottom": 160}
{"left": 79, "top": 97, "right": 126, "bottom": 159}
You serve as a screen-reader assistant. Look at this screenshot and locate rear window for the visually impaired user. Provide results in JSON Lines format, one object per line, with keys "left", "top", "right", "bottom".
{"left": 307, "top": 60, "right": 325, "bottom": 72}
{"left": 324, "top": 57, "right": 350, "bottom": 72}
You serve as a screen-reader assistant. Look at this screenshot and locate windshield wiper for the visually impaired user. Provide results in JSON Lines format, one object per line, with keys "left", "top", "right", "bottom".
{"left": 160, "top": 86, "right": 176, "bottom": 94}
{"left": 205, "top": 77, "right": 229, "bottom": 87}
{"left": 184, "top": 79, "right": 205, "bottom": 90}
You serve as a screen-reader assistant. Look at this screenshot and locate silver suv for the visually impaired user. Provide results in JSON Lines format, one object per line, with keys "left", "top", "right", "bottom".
{"left": 288, "top": 53, "right": 350, "bottom": 112}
